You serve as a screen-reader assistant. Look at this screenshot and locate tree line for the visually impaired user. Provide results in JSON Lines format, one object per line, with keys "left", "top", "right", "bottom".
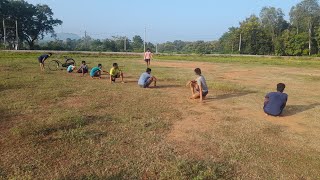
{"left": 2, "top": 0, "right": 320, "bottom": 56}
{"left": 219, "top": 0, "right": 320, "bottom": 56}
{"left": 0, "top": 0, "right": 62, "bottom": 49}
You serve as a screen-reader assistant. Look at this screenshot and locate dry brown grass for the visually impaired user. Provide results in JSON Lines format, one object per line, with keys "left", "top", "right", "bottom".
{"left": 1, "top": 52, "right": 320, "bottom": 179}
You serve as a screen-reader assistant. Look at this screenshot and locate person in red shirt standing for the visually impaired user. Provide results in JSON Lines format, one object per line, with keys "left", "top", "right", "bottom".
{"left": 144, "top": 48, "right": 153, "bottom": 67}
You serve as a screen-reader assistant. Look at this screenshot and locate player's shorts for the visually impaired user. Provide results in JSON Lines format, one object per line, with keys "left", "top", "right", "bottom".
{"left": 77, "top": 69, "right": 88, "bottom": 73}
{"left": 139, "top": 78, "right": 153, "bottom": 88}
{"left": 145, "top": 59, "right": 150, "bottom": 62}
{"left": 196, "top": 89, "right": 208, "bottom": 97}
{"left": 111, "top": 73, "right": 121, "bottom": 79}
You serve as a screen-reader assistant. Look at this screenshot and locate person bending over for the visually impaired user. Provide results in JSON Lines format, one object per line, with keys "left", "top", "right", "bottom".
{"left": 138, "top": 68, "right": 157, "bottom": 88}
{"left": 264, "top": 83, "right": 288, "bottom": 116}
{"left": 90, "top": 64, "right": 103, "bottom": 79}
{"left": 38, "top": 53, "right": 52, "bottom": 71}
{"left": 109, "top": 63, "right": 124, "bottom": 83}
{"left": 77, "top": 61, "right": 89, "bottom": 76}
{"left": 187, "top": 68, "right": 209, "bottom": 102}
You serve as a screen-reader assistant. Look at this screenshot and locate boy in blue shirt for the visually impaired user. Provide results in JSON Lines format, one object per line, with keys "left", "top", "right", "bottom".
{"left": 90, "top": 64, "right": 103, "bottom": 79}
{"left": 264, "top": 83, "right": 288, "bottom": 116}
{"left": 138, "top": 68, "right": 157, "bottom": 88}
{"left": 67, "top": 63, "right": 76, "bottom": 73}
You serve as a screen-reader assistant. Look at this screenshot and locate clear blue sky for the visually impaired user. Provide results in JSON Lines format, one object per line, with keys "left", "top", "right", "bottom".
{"left": 26, "top": 0, "right": 301, "bottom": 42}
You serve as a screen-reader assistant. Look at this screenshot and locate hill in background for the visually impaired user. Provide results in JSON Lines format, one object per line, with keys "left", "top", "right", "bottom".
{"left": 42, "top": 33, "right": 82, "bottom": 42}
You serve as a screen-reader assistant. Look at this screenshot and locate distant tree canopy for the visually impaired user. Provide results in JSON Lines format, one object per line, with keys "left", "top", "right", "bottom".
{"left": 2, "top": 0, "right": 320, "bottom": 56}
{"left": 0, "top": 0, "right": 62, "bottom": 49}
{"left": 219, "top": 0, "right": 320, "bottom": 56}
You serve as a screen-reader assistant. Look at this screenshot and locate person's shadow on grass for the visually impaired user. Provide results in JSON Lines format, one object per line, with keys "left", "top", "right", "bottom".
{"left": 282, "top": 103, "right": 320, "bottom": 116}
{"left": 205, "top": 91, "right": 257, "bottom": 101}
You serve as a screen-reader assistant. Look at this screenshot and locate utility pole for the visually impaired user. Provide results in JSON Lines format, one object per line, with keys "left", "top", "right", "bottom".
{"left": 15, "top": 20, "right": 19, "bottom": 50}
{"left": 84, "top": 31, "right": 88, "bottom": 50}
{"left": 239, "top": 33, "right": 242, "bottom": 53}
{"left": 124, "top": 37, "right": 126, "bottom": 52}
{"left": 156, "top": 43, "right": 158, "bottom": 53}
{"left": 144, "top": 27, "right": 146, "bottom": 52}
{"left": 309, "top": 20, "right": 312, "bottom": 56}
{"left": 3, "top": 19, "right": 6, "bottom": 49}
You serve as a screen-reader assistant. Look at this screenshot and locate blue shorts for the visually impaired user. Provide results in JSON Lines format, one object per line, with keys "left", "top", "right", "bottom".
{"left": 139, "top": 79, "right": 153, "bottom": 88}
{"left": 197, "top": 89, "right": 208, "bottom": 96}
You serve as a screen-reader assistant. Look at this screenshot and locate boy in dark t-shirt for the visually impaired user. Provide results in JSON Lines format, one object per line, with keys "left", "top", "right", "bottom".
{"left": 38, "top": 53, "right": 52, "bottom": 71}
{"left": 77, "top": 61, "right": 89, "bottom": 76}
{"left": 264, "top": 83, "right": 288, "bottom": 116}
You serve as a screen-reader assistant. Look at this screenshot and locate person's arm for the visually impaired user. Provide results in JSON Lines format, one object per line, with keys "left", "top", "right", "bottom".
{"left": 150, "top": 53, "right": 153, "bottom": 60}
{"left": 109, "top": 75, "right": 113, "bottom": 83}
{"left": 199, "top": 82, "right": 203, "bottom": 102}
{"left": 281, "top": 96, "right": 288, "bottom": 109}
{"left": 264, "top": 94, "right": 269, "bottom": 106}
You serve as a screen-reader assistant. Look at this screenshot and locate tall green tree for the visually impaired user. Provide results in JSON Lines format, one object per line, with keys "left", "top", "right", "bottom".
{"left": 219, "top": 27, "right": 240, "bottom": 54}
{"left": 290, "top": 0, "right": 320, "bottom": 55}
{"left": 260, "top": 7, "right": 289, "bottom": 53}
{"left": 239, "top": 15, "right": 272, "bottom": 55}
{"left": 0, "top": 0, "right": 62, "bottom": 49}
{"left": 131, "top": 35, "right": 143, "bottom": 52}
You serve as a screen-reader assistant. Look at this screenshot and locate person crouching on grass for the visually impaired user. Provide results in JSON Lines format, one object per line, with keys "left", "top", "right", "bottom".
{"left": 138, "top": 68, "right": 157, "bottom": 88}
{"left": 90, "top": 64, "right": 104, "bottom": 79}
{"left": 109, "top": 63, "right": 124, "bottom": 83}
{"left": 187, "top": 68, "right": 209, "bottom": 102}
{"left": 67, "top": 62, "right": 76, "bottom": 73}
{"left": 264, "top": 83, "right": 288, "bottom": 117}
{"left": 77, "top": 61, "right": 89, "bottom": 76}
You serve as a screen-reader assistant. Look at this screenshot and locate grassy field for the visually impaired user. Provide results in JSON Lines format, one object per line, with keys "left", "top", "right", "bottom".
{"left": 1, "top": 51, "right": 320, "bottom": 179}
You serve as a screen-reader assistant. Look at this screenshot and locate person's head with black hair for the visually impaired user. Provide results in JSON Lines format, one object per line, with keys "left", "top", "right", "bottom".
{"left": 98, "top": 64, "right": 102, "bottom": 68}
{"left": 146, "top": 68, "right": 152, "bottom": 74}
{"left": 48, "top": 53, "right": 53, "bottom": 56}
{"left": 113, "top": 63, "right": 118, "bottom": 68}
{"left": 147, "top": 48, "right": 150, "bottom": 52}
{"left": 194, "top": 68, "right": 202, "bottom": 76}
{"left": 277, "top": 83, "right": 286, "bottom": 93}
{"left": 82, "top": 61, "right": 86, "bottom": 64}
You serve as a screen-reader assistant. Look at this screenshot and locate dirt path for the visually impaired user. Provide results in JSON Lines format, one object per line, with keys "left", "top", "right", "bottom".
{"left": 145, "top": 60, "right": 320, "bottom": 158}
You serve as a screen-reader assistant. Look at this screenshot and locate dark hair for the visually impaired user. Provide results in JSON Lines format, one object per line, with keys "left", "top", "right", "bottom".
{"left": 146, "top": 68, "right": 152, "bottom": 72}
{"left": 194, "top": 68, "right": 201, "bottom": 75}
{"left": 113, "top": 63, "right": 118, "bottom": 67}
{"left": 147, "top": 48, "right": 150, "bottom": 51}
{"left": 277, "top": 83, "right": 286, "bottom": 92}
{"left": 82, "top": 61, "right": 86, "bottom": 64}
{"left": 98, "top": 64, "right": 102, "bottom": 67}
{"left": 48, "top": 53, "right": 52, "bottom": 56}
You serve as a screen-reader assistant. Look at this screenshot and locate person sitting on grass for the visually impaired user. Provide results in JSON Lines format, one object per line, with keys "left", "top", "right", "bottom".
{"left": 90, "top": 64, "right": 104, "bottom": 79}
{"left": 77, "top": 61, "right": 89, "bottom": 76}
{"left": 187, "top": 68, "right": 208, "bottom": 102}
{"left": 38, "top": 53, "right": 52, "bottom": 71}
{"left": 109, "top": 63, "right": 124, "bottom": 83}
{"left": 67, "top": 62, "right": 76, "bottom": 73}
{"left": 138, "top": 68, "right": 157, "bottom": 88}
{"left": 264, "top": 83, "right": 288, "bottom": 117}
